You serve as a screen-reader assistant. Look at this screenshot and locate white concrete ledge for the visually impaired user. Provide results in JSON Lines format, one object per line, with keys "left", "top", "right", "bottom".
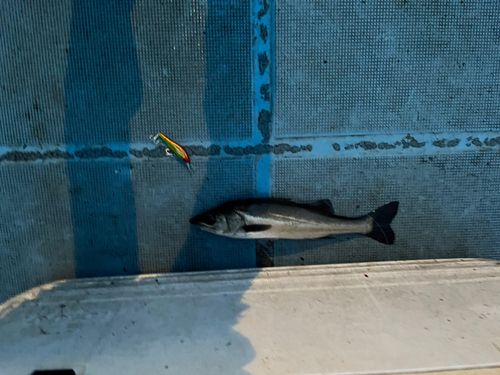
{"left": 1, "top": 258, "right": 500, "bottom": 375}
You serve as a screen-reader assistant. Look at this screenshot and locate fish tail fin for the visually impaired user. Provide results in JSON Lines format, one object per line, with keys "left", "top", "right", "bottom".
{"left": 365, "top": 201, "right": 399, "bottom": 245}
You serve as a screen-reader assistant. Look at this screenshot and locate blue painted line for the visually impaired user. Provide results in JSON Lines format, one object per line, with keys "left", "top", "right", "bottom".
{"left": 1, "top": 130, "right": 500, "bottom": 163}
{"left": 278, "top": 131, "right": 500, "bottom": 159}
{"left": 253, "top": 0, "right": 273, "bottom": 197}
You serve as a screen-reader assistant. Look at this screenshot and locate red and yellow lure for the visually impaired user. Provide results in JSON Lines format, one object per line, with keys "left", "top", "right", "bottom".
{"left": 156, "top": 132, "right": 191, "bottom": 165}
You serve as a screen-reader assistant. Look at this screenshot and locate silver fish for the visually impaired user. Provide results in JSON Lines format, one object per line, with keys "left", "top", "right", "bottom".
{"left": 190, "top": 199, "right": 399, "bottom": 245}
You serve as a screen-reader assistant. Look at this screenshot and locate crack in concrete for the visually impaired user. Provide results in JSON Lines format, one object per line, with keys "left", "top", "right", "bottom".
{"left": 0, "top": 142, "right": 314, "bottom": 163}
{"left": 472, "top": 138, "right": 483, "bottom": 147}
{"left": 130, "top": 145, "right": 221, "bottom": 158}
{"left": 334, "top": 135, "right": 500, "bottom": 153}
{"left": 1, "top": 134, "right": 498, "bottom": 163}
{"left": 345, "top": 135, "right": 426, "bottom": 150}
{"left": 433, "top": 138, "right": 461, "bottom": 148}
{"left": 0, "top": 150, "right": 74, "bottom": 162}
{"left": 484, "top": 137, "right": 500, "bottom": 147}
{"left": 356, "top": 141, "right": 377, "bottom": 150}
{"left": 259, "top": 24, "right": 268, "bottom": 43}
{"left": 75, "top": 147, "right": 128, "bottom": 159}
{"left": 260, "top": 84, "right": 271, "bottom": 102}
{"left": 184, "top": 145, "right": 221, "bottom": 156}
{"left": 224, "top": 143, "right": 312, "bottom": 156}
{"left": 433, "top": 139, "right": 446, "bottom": 147}
{"left": 378, "top": 142, "right": 397, "bottom": 150}
{"left": 402, "top": 136, "right": 425, "bottom": 148}
{"left": 258, "top": 109, "right": 271, "bottom": 143}
{"left": 258, "top": 52, "right": 269, "bottom": 75}
{"left": 257, "top": 0, "right": 269, "bottom": 20}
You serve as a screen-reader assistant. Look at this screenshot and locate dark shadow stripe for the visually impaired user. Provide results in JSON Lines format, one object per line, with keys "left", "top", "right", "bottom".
{"left": 65, "top": 0, "right": 141, "bottom": 277}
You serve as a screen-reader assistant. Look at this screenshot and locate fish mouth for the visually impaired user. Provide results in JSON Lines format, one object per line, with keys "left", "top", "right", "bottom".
{"left": 189, "top": 216, "right": 202, "bottom": 226}
{"left": 189, "top": 213, "right": 216, "bottom": 227}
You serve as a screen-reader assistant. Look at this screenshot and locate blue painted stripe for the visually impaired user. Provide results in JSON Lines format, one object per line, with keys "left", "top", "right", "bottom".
{"left": 273, "top": 131, "right": 500, "bottom": 159}
{"left": 253, "top": 0, "right": 273, "bottom": 197}
{"left": 2, "top": 130, "right": 499, "bottom": 163}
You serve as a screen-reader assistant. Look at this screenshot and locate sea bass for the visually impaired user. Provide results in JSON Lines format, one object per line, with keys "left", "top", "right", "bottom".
{"left": 190, "top": 199, "right": 399, "bottom": 245}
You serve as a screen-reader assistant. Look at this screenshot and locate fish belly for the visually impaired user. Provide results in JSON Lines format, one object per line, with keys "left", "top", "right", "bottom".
{"left": 242, "top": 220, "right": 369, "bottom": 240}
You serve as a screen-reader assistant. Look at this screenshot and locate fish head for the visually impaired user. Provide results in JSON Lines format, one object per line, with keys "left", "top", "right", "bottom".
{"left": 190, "top": 206, "right": 243, "bottom": 236}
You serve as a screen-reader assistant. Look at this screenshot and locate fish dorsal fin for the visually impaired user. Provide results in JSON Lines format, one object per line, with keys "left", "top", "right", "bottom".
{"left": 308, "top": 199, "right": 335, "bottom": 216}
{"left": 242, "top": 224, "right": 272, "bottom": 232}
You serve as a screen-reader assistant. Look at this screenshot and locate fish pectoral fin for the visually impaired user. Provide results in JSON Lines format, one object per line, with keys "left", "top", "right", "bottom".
{"left": 242, "top": 224, "right": 272, "bottom": 233}
{"left": 309, "top": 199, "right": 335, "bottom": 216}
{"left": 233, "top": 209, "right": 248, "bottom": 221}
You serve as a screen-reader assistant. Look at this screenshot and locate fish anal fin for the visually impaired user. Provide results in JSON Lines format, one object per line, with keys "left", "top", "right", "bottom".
{"left": 309, "top": 199, "right": 335, "bottom": 216}
{"left": 242, "top": 224, "right": 272, "bottom": 233}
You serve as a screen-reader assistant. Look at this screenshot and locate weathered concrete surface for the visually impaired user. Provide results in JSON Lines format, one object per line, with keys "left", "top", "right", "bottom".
{"left": 0, "top": 0, "right": 71, "bottom": 146}
{"left": 0, "top": 0, "right": 255, "bottom": 304}
{"left": 1, "top": 0, "right": 499, "bottom": 307}
{"left": 275, "top": 1, "right": 500, "bottom": 137}
{"left": 132, "top": 158, "right": 255, "bottom": 273}
{"left": 0, "top": 163, "right": 75, "bottom": 303}
{"left": 2, "top": 260, "right": 499, "bottom": 374}
{"left": 272, "top": 153, "right": 500, "bottom": 266}
{"left": 130, "top": 0, "right": 252, "bottom": 142}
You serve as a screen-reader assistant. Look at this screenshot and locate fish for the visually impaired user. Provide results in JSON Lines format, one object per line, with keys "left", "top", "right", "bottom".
{"left": 157, "top": 132, "right": 191, "bottom": 165}
{"left": 190, "top": 199, "right": 399, "bottom": 245}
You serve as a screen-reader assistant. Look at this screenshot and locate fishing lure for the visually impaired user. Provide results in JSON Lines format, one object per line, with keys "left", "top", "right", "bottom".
{"left": 156, "top": 132, "right": 191, "bottom": 165}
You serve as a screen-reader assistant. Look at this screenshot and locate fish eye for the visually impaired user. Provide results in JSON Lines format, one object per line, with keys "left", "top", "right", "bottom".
{"left": 204, "top": 214, "right": 216, "bottom": 225}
